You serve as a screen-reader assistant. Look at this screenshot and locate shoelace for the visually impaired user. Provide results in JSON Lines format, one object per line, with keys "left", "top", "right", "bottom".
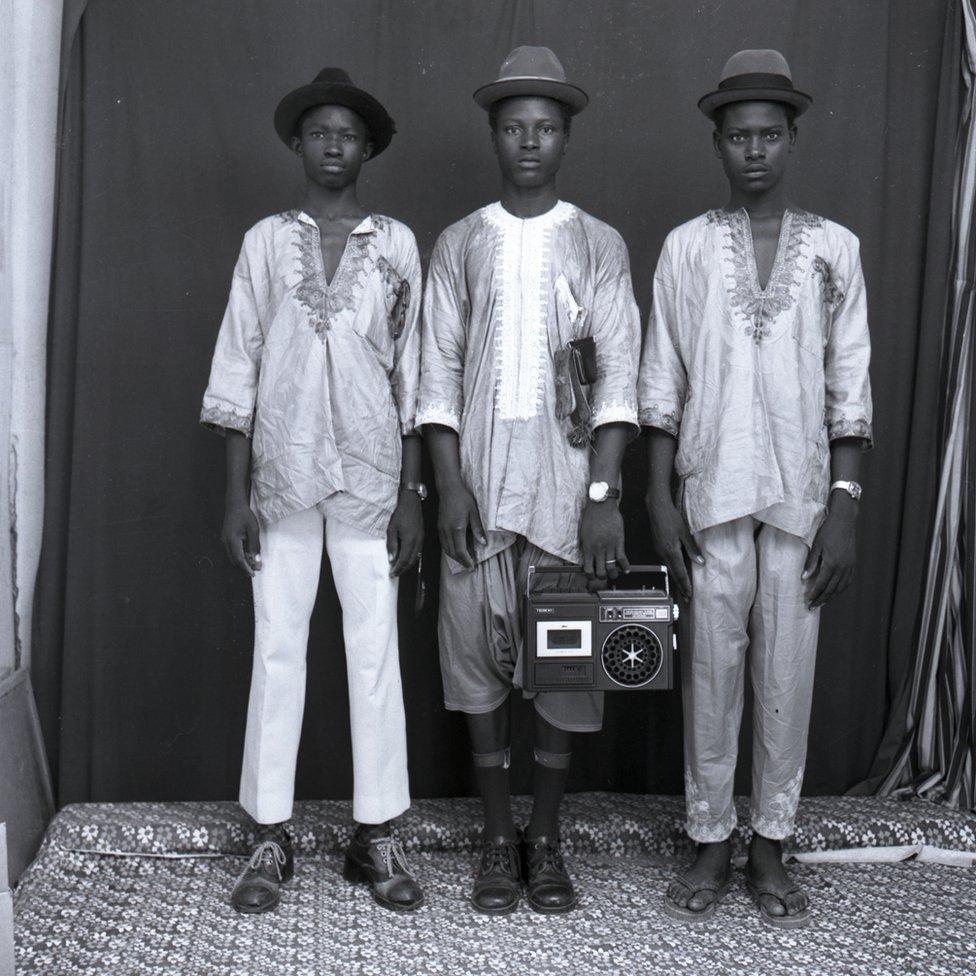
{"left": 247, "top": 840, "right": 287, "bottom": 880}
{"left": 528, "top": 841, "right": 564, "bottom": 875}
{"left": 373, "top": 835, "right": 410, "bottom": 879}
{"left": 481, "top": 841, "right": 518, "bottom": 876}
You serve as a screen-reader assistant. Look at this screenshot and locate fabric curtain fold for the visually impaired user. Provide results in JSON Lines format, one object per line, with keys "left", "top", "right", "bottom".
{"left": 864, "top": 0, "right": 975, "bottom": 811}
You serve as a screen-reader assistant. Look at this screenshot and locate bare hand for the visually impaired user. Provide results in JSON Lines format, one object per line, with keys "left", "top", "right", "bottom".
{"left": 802, "top": 506, "right": 857, "bottom": 610}
{"left": 437, "top": 480, "right": 486, "bottom": 569}
{"left": 580, "top": 501, "right": 631, "bottom": 581}
{"left": 645, "top": 493, "right": 703, "bottom": 601}
{"left": 386, "top": 491, "right": 424, "bottom": 577}
{"left": 222, "top": 501, "right": 261, "bottom": 577}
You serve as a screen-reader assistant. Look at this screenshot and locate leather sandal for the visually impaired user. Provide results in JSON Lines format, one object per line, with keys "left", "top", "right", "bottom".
{"left": 745, "top": 878, "right": 812, "bottom": 929}
{"left": 662, "top": 869, "right": 732, "bottom": 923}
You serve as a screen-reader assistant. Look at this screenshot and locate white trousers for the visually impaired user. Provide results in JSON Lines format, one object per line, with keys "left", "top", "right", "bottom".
{"left": 683, "top": 517, "right": 821, "bottom": 842}
{"left": 239, "top": 508, "right": 410, "bottom": 825}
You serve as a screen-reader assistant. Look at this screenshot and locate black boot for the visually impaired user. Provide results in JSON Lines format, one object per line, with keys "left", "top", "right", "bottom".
{"left": 231, "top": 824, "right": 294, "bottom": 914}
{"left": 343, "top": 823, "right": 425, "bottom": 912}
{"left": 521, "top": 833, "right": 577, "bottom": 913}
{"left": 471, "top": 833, "right": 522, "bottom": 915}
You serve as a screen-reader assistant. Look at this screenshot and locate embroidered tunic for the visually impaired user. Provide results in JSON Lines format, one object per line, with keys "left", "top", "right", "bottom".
{"left": 417, "top": 201, "right": 640, "bottom": 565}
{"left": 637, "top": 208, "right": 873, "bottom": 543}
{"left": 200, "top": 211, "right": 421, "bottom": 532}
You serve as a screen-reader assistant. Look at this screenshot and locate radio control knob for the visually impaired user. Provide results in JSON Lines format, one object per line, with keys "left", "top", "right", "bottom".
{"left": 672, "top": 603, "right": 680, "bottom": 621}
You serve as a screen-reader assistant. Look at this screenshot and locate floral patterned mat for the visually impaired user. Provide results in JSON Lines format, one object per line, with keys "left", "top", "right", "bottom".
{"left": 43, "top": 792, "right": 976, "bottom": 859}
{"left": 14, "top": 846, "right": 976, "bottom": 976}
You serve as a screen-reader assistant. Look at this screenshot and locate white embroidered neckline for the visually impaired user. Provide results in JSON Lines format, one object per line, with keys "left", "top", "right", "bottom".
{"left": 483, "top": 200, "right": 576, "bottom": 231}
{"left": 481, "top": 201, "right": 576, "bottom": 421}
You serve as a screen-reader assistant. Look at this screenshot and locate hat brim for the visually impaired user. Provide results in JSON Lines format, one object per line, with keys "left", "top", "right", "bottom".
{"left": 473, "top": 77, "right": 588, "bottom": 114}
{"left": 698, "top": 87, "right": 812, "bottom": 120}
{"left": 273, "top": 83, "right": 396, "bottom": 155}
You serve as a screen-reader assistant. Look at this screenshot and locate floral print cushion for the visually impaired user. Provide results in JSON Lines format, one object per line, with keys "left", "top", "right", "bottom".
{"left": 46, "top": 793, "right": 976, "bottom": 859}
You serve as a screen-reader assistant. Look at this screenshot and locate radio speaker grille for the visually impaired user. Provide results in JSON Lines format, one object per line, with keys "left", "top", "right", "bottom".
{"left": 601, "top": 625, "right": 663, "bottom": 687}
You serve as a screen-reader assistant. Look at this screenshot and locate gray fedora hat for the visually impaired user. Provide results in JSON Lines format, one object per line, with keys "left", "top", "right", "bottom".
{"left": 473, "top": 46, "right": 588, "bottom": 114}
{"left": 274, "top": 67, "right": 396, "bottom": 155}
{"left": 698, "top": 49, "right": 812, "bottom": 119}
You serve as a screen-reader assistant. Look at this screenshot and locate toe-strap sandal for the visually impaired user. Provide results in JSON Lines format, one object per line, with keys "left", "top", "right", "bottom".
{"left": 745, "top": 879, "right": 812, "bottom": 929}
{"left": 662, "top": 871, "right": 732, "bottom": 923}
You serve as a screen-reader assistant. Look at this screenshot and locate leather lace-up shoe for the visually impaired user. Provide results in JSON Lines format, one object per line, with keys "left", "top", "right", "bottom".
{"left": 231, "top": 825, "right": 294, "bottom": 914}
{"left": 471, "top": 834, "right": 522, "bottom": 915}
{"left": 343, "top": 824, "right": 425, "bottom": 911}
{"left": 521, "top": 833, "right": 577, "bottom": 913}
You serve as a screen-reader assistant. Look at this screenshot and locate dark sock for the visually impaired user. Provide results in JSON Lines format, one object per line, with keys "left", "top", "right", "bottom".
{"left": 474, "top": 763, "right": 517, "bottom": 841}
{"left": 466, "top": 704, "right": 517, "bottom": 842}
{"left": 353, "top": 820, "right": 390, "bottom": 842}
{"left": 527, "top": 713, "right": 572, "bottom": 840}
{"left": 527, "top": 762, "right": 570, "bottom": 839}
{"left": 255, "top": 821, "right": 289, "bottom": 843}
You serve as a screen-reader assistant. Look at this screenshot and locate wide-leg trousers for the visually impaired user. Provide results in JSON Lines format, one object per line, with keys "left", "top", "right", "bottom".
{"left": 683, "top": 516, "right": 821, "bottom": 842}
{"left": 239, "top": 507, "right": 410, "bottom": 826}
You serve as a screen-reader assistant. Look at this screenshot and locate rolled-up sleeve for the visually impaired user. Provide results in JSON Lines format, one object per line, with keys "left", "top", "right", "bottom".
{"left": 824, "top": 238, "right": 873, "bottom": 447}
{"left": 637, "top": 240, "right": 685, "bottom": 437}
{"left": 588, "top": 231, "right": 640, "bottom": 432}
{"left": 200, "top": 243, "right": 264, "bottom": 436}
{"left": 416, "top": 234, "right": 466, "bottom": 432}
{"left": 391, "top": 230, "right": 423, "bottom": 436}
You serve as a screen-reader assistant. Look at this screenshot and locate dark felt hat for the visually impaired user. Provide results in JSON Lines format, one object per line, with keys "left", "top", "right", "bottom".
{"left": 273, "top": 68, "right": 396, "bottom": 155}
{"left": 698, "top": 49, "right": 812, "bottom": 120}
{"left": 473, "top": 46, "right": 588, "bottom": 114}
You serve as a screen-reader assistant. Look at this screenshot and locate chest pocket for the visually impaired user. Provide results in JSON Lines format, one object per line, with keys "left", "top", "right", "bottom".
{"left": 377, "top": 257, "right": 411, "bottom": 340}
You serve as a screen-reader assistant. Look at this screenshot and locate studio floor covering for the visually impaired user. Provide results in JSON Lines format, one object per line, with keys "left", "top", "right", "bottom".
{"left": 13, "top": 793, "right": 976, "bottom": 975}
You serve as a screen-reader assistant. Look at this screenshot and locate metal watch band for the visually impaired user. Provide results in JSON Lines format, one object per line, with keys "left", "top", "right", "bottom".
{"left": 590, "top": 483, "right": 621, "bottom": 502}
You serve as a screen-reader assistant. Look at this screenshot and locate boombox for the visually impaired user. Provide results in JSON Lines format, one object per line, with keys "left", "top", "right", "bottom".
{"left": 523, "top": 565, "right": 678, "bottom": 692}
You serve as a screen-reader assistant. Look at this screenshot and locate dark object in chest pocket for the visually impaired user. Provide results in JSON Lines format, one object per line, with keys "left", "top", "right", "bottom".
{"left": 390, "top": 278, "right": 410, "bottom": 340}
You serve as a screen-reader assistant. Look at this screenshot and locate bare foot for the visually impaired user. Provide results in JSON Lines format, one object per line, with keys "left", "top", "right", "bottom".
{"left": 746, "top": 834, "right": 809, "bottom": 918}
{"left": 666, "top": 839, "right": 732, "bottom": 914}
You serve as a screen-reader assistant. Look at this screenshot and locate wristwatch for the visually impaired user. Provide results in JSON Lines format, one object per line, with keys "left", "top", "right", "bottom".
{"left": 830, "top": 480, "right": 862, "bottom": 501}
{"left": 588, "top": 481, "right": 621, "bottom": 503}
{"left": 400, "top": 481, "right": 428, "bottom": 501}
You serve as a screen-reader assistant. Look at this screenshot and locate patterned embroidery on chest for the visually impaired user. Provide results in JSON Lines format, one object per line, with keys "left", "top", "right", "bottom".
{"left": 710, "top": 208, "right": 824, "bottom": 344}
{"left": 812, "top": 255, "right": 846, "bottom": 310}
{"left": 288, "top": 211, "right": 377, "bottom": 340}
{"left": 483, "top": 201, "right": 576, "bottom": 421}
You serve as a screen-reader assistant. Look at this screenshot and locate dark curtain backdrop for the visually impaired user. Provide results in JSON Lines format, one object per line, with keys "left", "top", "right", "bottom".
{"left": 35, "top": 0, "right": 956, "bottom": 806}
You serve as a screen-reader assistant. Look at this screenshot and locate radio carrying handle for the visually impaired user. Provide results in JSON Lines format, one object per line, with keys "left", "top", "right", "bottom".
{"left": 526, "top": 564, "right": 671, "bottom": 602}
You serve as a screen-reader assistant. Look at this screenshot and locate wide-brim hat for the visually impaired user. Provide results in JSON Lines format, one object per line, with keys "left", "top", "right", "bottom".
{"left": 473, "top": 45, "right": 588, "bottom": 114}
{"left": 273, "top": 67, "right": 396, "bottom": 156}
{"left": 698, "top": 49, "right": 812, "bottom": 120}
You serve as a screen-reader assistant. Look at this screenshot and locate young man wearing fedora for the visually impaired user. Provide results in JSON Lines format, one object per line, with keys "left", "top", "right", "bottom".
{"left": 418, "top": 46, "right": 640, "bottom": 915}
{"left": 638, "top": 50, "right": 872, "bottom": 928}
{"left": 201, "top": 68, "right": 426, "bottom": 914}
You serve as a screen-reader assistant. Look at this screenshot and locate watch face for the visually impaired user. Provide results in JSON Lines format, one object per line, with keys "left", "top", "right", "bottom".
{"left": 849, "top": 482, "right": 862, "bottom": 500}
{"left": 417, "top": 483, "right": 428, "bottom": 501}
{"left": 589, "top": 481, "right": 609, "bottom": 502}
